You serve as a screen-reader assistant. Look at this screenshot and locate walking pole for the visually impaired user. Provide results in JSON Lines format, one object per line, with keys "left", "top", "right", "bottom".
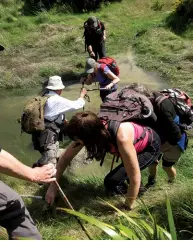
{"left": 21, "top": 195, "right": 43, "bottom": 200}
{"left": 54, "top": 180, "right": 92, "bottom": 239}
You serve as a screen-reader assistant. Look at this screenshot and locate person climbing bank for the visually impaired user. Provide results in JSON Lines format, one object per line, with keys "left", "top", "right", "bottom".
{"left": 45, "top": 111, "right": 161, "bottom": 210}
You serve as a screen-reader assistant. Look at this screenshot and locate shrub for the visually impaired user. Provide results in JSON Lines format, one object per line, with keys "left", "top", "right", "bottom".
{"left": 22, "top": 0, "right": 122, "bottom": 15}
{"left": 166, "top": 0, "right": 193, "bottom": 33}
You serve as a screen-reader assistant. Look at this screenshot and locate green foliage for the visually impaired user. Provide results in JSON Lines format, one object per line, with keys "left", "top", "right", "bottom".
{"left": 166, "top": 194, "right": 177, "bottom": 240}
{"left": 22, "top": 0, "right": 122, "bottom": 15}
{"left": 39, "top": 65, "right": 60, "bottom": 78}
{"left": 166, "top": 0, "right": 193, "bottom": 33}
{"left": 58, "top": 199, "right": 173, "bottom": 240}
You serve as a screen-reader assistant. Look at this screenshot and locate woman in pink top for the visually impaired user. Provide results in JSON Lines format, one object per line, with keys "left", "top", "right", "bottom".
{"left": 45, "top": 111, "right": 161, "bottom": 210}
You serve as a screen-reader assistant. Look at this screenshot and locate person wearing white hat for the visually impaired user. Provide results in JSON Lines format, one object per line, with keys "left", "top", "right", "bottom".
{"left": 32, "top": 75, "right": 87, "bottom": 168}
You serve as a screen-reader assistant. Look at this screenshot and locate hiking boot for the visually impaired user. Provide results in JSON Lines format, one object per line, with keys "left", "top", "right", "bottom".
{"left": 106, "top": 183, "right": 128, "bottom": 196}
{"left": 168, "top": 178, "right": 175, "bottom": 184}
{"left": 145, "top": 176, "right": 156, "bottom": 189}
{"left": 138, "top": 184, "right": 147, "bottom": 197}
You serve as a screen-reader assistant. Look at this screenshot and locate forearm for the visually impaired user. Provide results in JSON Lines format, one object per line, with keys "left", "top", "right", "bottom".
{"left": 55, "top": 142, "right": 83, "bottom": 182}
{"left": 117, "top": 135, "right": 141, "bottom": 208}
{"left": 112, "top": 77, "right": 120, "bottom": 85}
{"left": 106, "top": 72, "right": 120, "bottom": 86}
{"left": 103, "top": 30, "right": 106, "bottom": 39}
{"left": 0, "top": 150, "right": 34, "bottom": 181}
{"left": 87, "top": 45, "right": 93, "bottom": 53}
{"left": 125, "top": 179, "right": 140, "bottom": 208}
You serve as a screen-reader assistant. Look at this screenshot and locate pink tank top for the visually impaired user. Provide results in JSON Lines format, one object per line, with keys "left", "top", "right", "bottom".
{"left": 131, "top": 122, "right": 149, "bottom": 152}
{"left": 102, "top": 121, "right": 150, "bottom": 155}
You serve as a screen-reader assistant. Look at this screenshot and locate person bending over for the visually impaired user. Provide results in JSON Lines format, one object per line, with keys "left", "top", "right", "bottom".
{"left": 45, "top": 111, "right": 161, "bottom": 210}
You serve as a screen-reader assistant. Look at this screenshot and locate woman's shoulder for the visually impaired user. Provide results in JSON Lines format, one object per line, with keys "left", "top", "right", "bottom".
{"left": 118, "top": 122, "right": 134, "bottom": 134}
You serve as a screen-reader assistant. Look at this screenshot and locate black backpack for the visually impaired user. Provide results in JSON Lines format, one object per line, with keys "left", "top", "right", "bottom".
{"left": 83, "top": 18, "right": 103, "bottom": 51}
{"left": 155, "top": 88, "right": 193, "bottom": 129}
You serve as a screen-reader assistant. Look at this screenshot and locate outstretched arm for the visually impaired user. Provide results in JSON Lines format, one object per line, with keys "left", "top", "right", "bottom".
{"left": 116, "top": 123, "right": 141, "bottom": 209}
{"left": 45, "top": 141, "right": 84, "bottom": 205}
{"left": 105, "top": 71, "right": 120, "bottom": 90}
{"left": 0, "top": 149, "right": 56, "bottom": 183}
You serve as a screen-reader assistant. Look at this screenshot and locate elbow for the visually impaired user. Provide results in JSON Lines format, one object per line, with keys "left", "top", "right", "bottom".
{"left": 116, "top": 77, "right": 120, "bottom": 84}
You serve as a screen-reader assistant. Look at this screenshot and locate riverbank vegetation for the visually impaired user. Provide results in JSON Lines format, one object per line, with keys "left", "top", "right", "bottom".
{"left": 1, "top": 0, "right": 193, "bottom": 239}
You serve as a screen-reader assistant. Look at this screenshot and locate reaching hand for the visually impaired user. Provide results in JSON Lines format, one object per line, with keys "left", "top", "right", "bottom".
{"left": 80, "top": 87, "right": 87, "bottom": 98}
{"left": 105, "top": 83, "right": 114, "bottom": 90}
{"left": 32, "top": 163, "right": 56, "bottom": 183}
{"left": 89, "top": 51, "right": 95, "bottom": 58}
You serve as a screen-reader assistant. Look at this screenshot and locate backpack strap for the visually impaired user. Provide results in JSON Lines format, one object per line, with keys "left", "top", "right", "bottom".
{"left": 108, "top": 120, "right": 148, "bottom": 145}
{"left": 108, "top": 120, "right": 120, "bottom": 144}
{"left": 99, "top": 63, "right": 107, "bottom": 75}
{"left": 155, "top": 95, "right": 169, "bottom": 107}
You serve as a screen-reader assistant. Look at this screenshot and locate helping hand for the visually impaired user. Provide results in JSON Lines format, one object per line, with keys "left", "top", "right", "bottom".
{"left": 80, "top": 87, "right": 87, "bottom": 98}
{"left": 32, "top": 163, "right": 56, "bottom": 183}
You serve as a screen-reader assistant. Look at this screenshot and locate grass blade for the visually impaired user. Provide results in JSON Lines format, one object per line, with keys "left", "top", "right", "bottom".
{"left": 115, "top": 224, "right": 139, "bottom": 240}
{"left": 166, "top": 194, "right": 177, "bottom": 240}
{"left": 58, "top": 208, "right": 123, "bottom": 240}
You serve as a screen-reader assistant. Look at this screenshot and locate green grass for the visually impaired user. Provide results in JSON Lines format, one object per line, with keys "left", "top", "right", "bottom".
{"left": 1, "top": 0, "right": 193, "bottom": 239}
{"left": 0, "top": 0, "right": 176, "bottom": 89}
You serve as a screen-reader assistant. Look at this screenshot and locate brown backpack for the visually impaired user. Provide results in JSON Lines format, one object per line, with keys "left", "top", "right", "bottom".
{"left": 98, "top": 86, "right": 157, "bottom": 140}
{"left": 20, "top": 96, "right": 50, "bottom": 134}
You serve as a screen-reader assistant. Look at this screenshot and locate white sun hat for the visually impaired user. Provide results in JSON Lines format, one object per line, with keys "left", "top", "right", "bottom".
{"left": 46, "top": 76, "right": 65, "bottom": 90}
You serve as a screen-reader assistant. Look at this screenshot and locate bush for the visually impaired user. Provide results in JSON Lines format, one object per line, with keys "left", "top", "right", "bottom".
{"left": 166, "top": 0, "right": 193, "bottom": 33}
{"left": 22, "top": 0, "right": 122, "bottom": 15}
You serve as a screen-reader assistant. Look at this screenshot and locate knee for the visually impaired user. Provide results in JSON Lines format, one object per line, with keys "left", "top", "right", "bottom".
{"left": 104, "top": 174, "right": 111, "bottom": 189}
{"left": 6, "top": 190, "right": 25, "bottom": 217}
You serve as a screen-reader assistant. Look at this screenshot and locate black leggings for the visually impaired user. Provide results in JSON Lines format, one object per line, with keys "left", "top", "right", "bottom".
{"left": 92, "top": 42, "right": 106, "bottom": 61}
{"left": 104, "top": 129, "right": 161, "bottom": 194}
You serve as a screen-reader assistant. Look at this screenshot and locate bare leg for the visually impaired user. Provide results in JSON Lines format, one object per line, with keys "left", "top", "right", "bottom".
{"left": 162, "top": 166, "right": 176, "bottom": 183}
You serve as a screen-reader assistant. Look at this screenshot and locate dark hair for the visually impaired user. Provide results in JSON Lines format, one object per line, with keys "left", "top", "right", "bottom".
{"left": 66, "top": 111, "right": 111, "bottom": 161}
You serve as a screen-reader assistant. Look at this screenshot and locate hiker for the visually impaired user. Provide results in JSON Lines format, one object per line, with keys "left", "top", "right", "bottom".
{"left": 45, "top": 110, "right": 161, "bottom": 210}
{"left": 0, "top": 148, "right": 56, "bottom": 239}
{"left": 127, "top": 83, "right": 190, "bottom": 186}
{"left": 80, "top": 57, "right": 120, "bottom": 101}
{"left": 83, "top": 16, "right": 106, "bottom": 60}
{"left": 28, "top": 75, "right": 87, "bottom": 168}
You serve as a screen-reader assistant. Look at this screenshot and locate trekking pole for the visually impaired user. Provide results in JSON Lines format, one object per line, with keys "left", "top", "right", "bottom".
{"left": 81, "top": 82, "right": 90, "bottom": 111}
{"left": 54, "top": 180, "right": 92, "bottom": 239}
{"left": 21, "top": 195, "right": 44, "bottom": 200}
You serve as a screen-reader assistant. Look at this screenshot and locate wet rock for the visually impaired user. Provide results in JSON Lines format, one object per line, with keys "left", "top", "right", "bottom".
{"left": 58, "top": 147, "right": 93, "bottom": 174}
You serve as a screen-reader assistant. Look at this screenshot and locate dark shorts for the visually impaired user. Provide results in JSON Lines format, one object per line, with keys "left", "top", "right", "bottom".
{"left": 104, "top": 129, "right": 161, "bottom": 193}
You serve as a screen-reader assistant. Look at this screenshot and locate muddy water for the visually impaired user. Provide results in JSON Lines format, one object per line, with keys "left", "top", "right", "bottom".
{"left": 0, "top": 53, "right": 167, "bottom": 179}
